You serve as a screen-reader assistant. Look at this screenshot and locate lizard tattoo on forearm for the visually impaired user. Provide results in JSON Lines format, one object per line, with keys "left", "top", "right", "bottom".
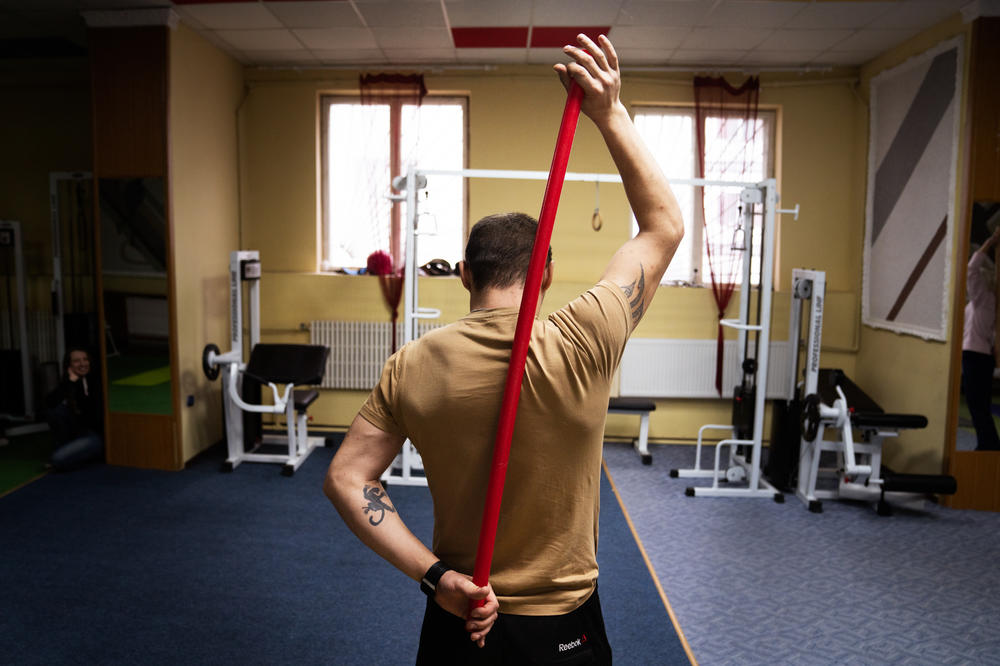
{"left": 362, "top": 484, "right": 396, "bottom": 526}
{"left": 620, "top": 264, "right": 646, "bottom": 327}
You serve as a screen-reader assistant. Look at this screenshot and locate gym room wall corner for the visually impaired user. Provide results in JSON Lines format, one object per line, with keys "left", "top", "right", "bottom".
{"left": 946, "top": 16, "right": 1000, "bottom": 510}
{"left": 89, "top": 22, "right": 181, "bottom": 471}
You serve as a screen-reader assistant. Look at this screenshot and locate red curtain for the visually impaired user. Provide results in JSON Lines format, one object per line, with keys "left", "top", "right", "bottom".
{"left": 693, "top": 75, "right": 760, "bottom": 395}
{"left": 360, "top": 74, "right": 426, "bottom": 351}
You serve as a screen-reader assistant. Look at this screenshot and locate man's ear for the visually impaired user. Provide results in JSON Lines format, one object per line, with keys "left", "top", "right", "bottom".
{"left": 541, "top": 262, "right": 554, "bottom": 291}
{"left": 458, "top": 260, "right": 473, "bottom": 291}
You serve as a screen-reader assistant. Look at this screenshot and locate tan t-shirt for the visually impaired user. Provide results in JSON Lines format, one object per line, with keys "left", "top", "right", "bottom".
{"left": 360, "top": 281, "right": 631, "bottom": 615}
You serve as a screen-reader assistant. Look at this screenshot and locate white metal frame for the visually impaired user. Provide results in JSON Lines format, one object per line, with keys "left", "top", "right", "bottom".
{"left": 204, "top": 251, "right": 325, "bottom": 475}
{"left": 671, "top": 181, "right": 790, "bottom": 500}
{"left": 0, "top": 220, "right": 34, "bottom": 423}
{"left": 790, "top": 268, "right": 925, "bottom": 513}
{"left": 385, "top": 166, "right": 786, "bottom": 487}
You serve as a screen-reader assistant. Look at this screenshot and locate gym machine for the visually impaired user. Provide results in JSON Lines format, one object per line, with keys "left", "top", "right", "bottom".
{"left": 670, "top": 181, "right": 788, "bottom": 502}
{"left": 775, "top": 268, "right": 957, "bottom": 515}
{"left": 0, "top": 220, "right": 34, "bottom": 424}
{"left": 202, "top": 251, "right": 330, "bottom": 475}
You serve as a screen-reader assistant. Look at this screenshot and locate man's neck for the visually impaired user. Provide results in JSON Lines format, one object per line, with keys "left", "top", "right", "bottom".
{"left": 469, "top": 285, "right": 524, "bottom": 312}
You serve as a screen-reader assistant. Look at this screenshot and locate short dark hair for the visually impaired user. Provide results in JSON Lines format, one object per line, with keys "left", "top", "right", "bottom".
{"left": 464, "top": 212, "right": 552, "bottom": 291}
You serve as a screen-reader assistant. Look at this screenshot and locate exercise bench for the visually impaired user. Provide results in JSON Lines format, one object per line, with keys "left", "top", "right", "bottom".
{"left": 797, "top": 368, "right": 957, "bottom": 515}
{"left": 609, "top": 397, "right": 656, "bottom": 465}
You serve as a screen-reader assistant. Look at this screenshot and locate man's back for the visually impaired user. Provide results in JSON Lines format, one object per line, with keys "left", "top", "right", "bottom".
{"left": 361, "top": 281, "right": 631, "bottom": 614}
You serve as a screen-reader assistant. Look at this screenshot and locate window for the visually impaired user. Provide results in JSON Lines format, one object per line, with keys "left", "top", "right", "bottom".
{"left": 320, "top": 96, "right": 466, "bottom": 271}
{"left": 633, "top": 106, "right": 775, "bottom": 285}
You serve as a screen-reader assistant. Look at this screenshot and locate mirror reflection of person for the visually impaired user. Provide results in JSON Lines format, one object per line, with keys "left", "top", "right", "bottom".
{"left": 45, "top": 346, "right": 105, "bottom": 470}
{"left": 962, "top": 227, "right": 1000, "bottom": 451}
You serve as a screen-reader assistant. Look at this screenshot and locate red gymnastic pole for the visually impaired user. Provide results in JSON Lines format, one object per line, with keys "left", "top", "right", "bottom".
{"left": 471, "top": 81, "right": 585, "bottom": 604}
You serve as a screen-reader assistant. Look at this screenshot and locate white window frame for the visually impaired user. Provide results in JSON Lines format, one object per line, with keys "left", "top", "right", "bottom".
{"left": 633, "top": 105, "right": 776, "bottom": 286}
{"left": 319, "top": 94, "right": 468, "bottom": 272}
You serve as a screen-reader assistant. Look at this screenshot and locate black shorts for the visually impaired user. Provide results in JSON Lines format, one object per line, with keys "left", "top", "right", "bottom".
{"left": 415, "top": 587, "right": 612, "bottom": 665}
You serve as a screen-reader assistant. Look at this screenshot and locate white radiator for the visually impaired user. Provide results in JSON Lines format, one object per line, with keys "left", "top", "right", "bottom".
{"left": 312, "top": 320, "right": 794, "bottom": 399}
{"left": 620, "top": 338, "right": 793, "bottom": 399}
{"left": 311, "top": 320, "right": 441, "bottom": 389}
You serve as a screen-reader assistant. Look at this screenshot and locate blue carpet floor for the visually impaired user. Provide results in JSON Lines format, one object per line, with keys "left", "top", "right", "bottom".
{"left": 1, "top": 443, "right": 686, "bottom": 665}
{"left": 603, "top": 441, "right": 1000, "bottom": 665}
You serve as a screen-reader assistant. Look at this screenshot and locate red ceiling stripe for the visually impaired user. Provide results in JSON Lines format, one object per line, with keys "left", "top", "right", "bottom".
{"left": 452, "top": 27, "right": 529, "bottom": 48}
{"left": 172, "top": 0, "right": 346, "bottom": 4}
{"left": 530, "top": 26, "right": 609, "bottom": 48}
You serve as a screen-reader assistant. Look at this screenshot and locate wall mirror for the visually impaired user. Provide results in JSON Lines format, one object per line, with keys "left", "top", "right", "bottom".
{"left": 98, "top": 177, "right": 172, "bottom": 416}
{"left": 955, "top": 200, "right": 1000, "bottom": 452}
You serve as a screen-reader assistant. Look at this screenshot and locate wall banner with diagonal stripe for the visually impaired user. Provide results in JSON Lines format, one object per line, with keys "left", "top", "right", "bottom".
{"left": 863, "top": 36, "right": 964, "bottom": 341}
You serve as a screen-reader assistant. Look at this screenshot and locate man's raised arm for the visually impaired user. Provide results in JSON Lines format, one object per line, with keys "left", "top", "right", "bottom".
{"left": 555, "top": 34, "right": 684, "bottom": 329}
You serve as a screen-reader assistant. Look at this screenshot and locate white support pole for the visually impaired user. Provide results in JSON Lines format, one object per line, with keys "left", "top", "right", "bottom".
{"left": 48, "top": 172, "right": 92, "bottom": 364}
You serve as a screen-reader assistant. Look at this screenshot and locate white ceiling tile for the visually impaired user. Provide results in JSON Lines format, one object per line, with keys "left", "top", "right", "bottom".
{"left": 531, "top": 0, "right": 623, "bottom": 25}
{"left": 616, "top": 47, "right": 675, "bottom": 64}
{"left": 216, "top": 29, "right": 302, "bottom": 51}
{"left": 815, "top": 50, "right": 883, "bottom": 66}
{"left": 178, "top": 3, "right": 282, "bottom": 30}
{"left": 704, "top": 1, "right": 806, "bottom": 29}
{"left": 355, "top": 0, "right": 446, "bottom": 27}
{"left": 681, "top": 27, "right": 771, "bottom": 50}
{"left": 264, "top": 2, "right": 361, "bottom": 29}
{"left": 450, "top": 47, "right": 528, "bottom": 64}
{"left": 442, "top": 0, "right": 533, "bottom": 27}
{"left": 670, "top": 49, "right": 748, "bottom": 64}
{"left": 756, "top": 28, "right": 854, "bottom": 51}
{"left": 313, "top": 48, "right": 386, "bottom": 64}
{"left": 293, "top": 27, "right": 377, "bottom": 50}
{"left": 742, "top": 50, "right": 824, "bottom": 66}
{"left": 610, "top": 26, "right": 689, "bottom": 49}
{"left": 617, "top": 1, "right": 714, "bottom": 27}
{"left": 783, "top": 1, "right": 897, "bottom": 29}
{"left": 372, "top": 26, "right": 451, "bottom": 48}
{"left": 528, "top": 46, "right": 572, "bottom": 64}
{"left": 833, "top": 28, "right": 914, "bottom": 52}
{"left": 866, "top": 0, "right": 964, "bottom": 29}
{"left": 383, "top": 47, "right": 457, "bottom": 63}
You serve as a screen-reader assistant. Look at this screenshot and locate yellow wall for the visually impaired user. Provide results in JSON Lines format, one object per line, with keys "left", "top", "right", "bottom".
{"left": 169, "top": 24, "right": 244, "bottom": 462}
{"left": 854, "top": 15, "right": 971, "bottom": 474}
{"left": 240, "top": 64, "right": 865, "bottom": 438}
{"left": 0, "top": 61, "right": 92, "bottom": 311}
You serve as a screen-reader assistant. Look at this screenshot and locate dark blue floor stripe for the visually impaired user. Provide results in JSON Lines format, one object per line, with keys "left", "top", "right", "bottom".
{"left": 0, "top": 444, "right": 685, "bottom": 664}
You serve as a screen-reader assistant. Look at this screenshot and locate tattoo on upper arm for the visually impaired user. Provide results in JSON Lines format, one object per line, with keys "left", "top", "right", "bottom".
{"left": 619, "top": 264, "right": 646, "bottom": 326}
{"left": 362, "top": 484, "right": 396, "bottom": 526}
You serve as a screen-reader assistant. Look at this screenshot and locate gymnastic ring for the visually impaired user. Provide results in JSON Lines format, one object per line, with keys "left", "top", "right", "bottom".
{"left": 801, "top": 393, "right": 821, "bottom": 442}
{"left": 202, "top": 343, "right": 221, "bottom": 381}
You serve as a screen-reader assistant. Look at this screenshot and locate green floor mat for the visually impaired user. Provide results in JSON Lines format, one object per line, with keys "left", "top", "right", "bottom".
{"left": 113, "top": 366, "right": 170, "bottom": 387}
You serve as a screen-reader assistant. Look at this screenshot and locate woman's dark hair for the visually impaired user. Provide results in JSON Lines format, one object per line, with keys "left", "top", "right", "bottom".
{"left": 464, "top": 212, "right": 553, "bottom": 291}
